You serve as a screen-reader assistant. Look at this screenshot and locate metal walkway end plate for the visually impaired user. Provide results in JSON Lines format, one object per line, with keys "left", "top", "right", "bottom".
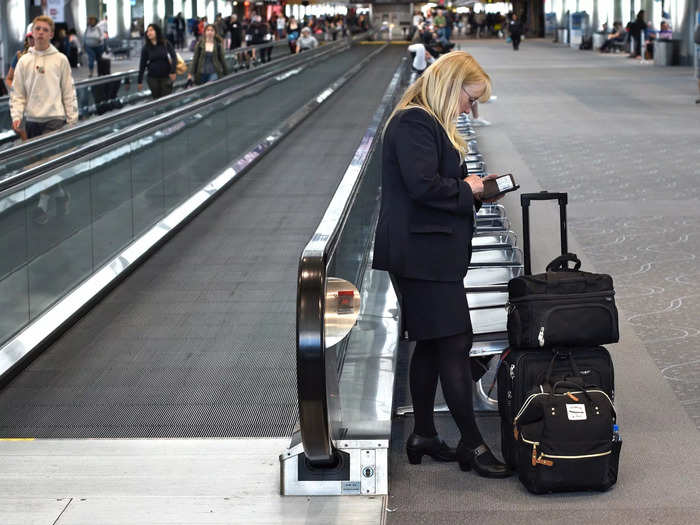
{"left": 280, "top": 440, "right": 388, "bottom": 496}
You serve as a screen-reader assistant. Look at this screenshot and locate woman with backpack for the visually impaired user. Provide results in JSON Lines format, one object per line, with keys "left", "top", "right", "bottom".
{"left": 137, "top": 24, "right": 177, "bottom": 100}
{"left": 188, "top": 24, "right": 228, "bottom": 85}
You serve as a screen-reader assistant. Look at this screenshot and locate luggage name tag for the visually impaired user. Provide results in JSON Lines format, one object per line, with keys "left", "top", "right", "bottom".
{"left": 565, "top": 403, "right": 587, "bottom": 421}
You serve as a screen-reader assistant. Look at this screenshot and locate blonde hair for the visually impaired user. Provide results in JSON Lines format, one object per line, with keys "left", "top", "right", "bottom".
{"left": 32, "top": 15, "right": 55, "bottom": 34}
{"left": 386, "top": 51, "right": 491, "bottom": 154}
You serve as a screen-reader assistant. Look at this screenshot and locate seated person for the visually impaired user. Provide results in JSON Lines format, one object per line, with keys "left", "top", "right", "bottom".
{"left": 658, "top": 20, "right": 672, "bottom": 40}
{"left": 407, "top": 43, "right": 434, "bottom": 75}
{"left": 599, "top": 21, "right": 624, "bottom": 52}
{"left": 644, "top": 22, "right": 658, "bottom": 59}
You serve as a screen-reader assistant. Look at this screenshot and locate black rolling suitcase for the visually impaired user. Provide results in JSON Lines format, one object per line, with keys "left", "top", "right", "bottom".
{"left": 497, "top": 347, "right": 615, "bottom": 469}
{"left": 498, "top": 192, "right": 618, "bottom": 468}
{"left": 507, "top": 192, "right": 619, "bottom": 348}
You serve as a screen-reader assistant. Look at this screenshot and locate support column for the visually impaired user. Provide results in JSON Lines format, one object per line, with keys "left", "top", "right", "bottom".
{"left": 592, "top": 0, "right": 599, "bottom": 31}
{"left": 677, "top": 0, "right": 699, "bottom": 65}
{"left": 117, "top": 0, "right": 131, "bottom": 38}
{"left": 1, "top": 0, "right": 27, "bottom": 81}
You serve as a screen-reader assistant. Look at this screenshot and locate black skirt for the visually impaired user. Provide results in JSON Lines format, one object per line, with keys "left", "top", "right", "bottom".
{"left": 392, "top": 275, "right": 472, "bottom": 341}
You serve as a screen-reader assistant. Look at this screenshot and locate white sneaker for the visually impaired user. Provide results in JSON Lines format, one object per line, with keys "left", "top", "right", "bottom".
{"left": 472, "top": 118, "right": 491, "bottom": 127}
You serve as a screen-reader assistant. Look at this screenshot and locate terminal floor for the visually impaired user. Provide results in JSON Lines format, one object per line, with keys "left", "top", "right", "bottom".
{"left": 386, "top": 39, "right": 700, "bottom": 525}
{"left": 0, "top": 45, "right": 404, "bottom": 439}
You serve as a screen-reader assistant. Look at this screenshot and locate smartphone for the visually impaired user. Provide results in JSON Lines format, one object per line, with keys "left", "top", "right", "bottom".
{"left": 481, "top": 174, "right": 519, "bottom": 200}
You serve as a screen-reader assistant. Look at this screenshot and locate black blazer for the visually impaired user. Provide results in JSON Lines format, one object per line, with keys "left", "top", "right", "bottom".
{"left": 372, "top": 107, "right": 477, "bottom": 281}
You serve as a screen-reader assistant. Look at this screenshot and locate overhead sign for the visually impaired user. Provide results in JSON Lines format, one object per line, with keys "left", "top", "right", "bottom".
{"left": 46, "top": 0, "right": 65, "bottom": 23}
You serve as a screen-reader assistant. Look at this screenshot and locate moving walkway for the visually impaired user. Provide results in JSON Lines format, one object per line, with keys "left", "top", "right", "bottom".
{"left": 0, "top": 42, "right": 404, "bottom": 447}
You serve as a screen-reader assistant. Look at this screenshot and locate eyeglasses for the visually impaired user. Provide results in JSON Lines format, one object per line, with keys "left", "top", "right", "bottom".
{"left": 462, "top": 87, "right": 480, "bottom": 105}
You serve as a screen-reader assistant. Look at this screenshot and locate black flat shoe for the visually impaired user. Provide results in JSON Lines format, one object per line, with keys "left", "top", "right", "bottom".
{"left": 457, "top": 442, "right": 513, "bottom": 478}
{"left": 406, "top": 433, "right": 457, "bottom": 464}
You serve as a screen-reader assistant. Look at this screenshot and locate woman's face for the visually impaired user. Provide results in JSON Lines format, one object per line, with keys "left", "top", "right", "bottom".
{"left": 205, "top": 26, "right": 216, "bottom": 39}
{"left": 146, "top": 26, "right": 156, "bottom": 40}
{"left": 460, "top": 82, "right": 485, "bottom": 114}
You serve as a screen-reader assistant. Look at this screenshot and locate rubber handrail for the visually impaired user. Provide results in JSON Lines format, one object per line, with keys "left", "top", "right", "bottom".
{"left": 0, "top": 42, "right": 352, "bottom": 195}
{"left": 0, "top": 40, "right": 289, "bottom": 104}
{"left": 0, "top": 40, "right": 346, "bottom": 163}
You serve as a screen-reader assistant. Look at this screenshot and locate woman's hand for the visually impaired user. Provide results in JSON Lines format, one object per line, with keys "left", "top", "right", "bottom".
{"left": 481, "top": 173, "right": 507, "bottom": 203}
{"left": 463, "top": 174, "right": 484, "bottom": 198}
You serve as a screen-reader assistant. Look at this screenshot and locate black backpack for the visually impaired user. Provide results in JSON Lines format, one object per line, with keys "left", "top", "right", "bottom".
{"left": 514, "top": 380, "right": 621, "bottom": 494}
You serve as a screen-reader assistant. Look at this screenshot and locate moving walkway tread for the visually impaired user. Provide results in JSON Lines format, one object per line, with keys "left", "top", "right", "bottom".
{"left": 0, "top": 45, "right": 404, "bottom": 439}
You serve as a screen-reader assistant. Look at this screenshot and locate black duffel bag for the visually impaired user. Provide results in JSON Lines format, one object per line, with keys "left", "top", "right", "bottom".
{"left": 514, "top": 380, "right": 621, "bottom": 494}
{"left": 507, "top": 253, "right": 619, "bottom": 348}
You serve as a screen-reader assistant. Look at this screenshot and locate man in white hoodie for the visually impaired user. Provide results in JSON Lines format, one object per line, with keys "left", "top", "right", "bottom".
{"left": 10, "top": 15, "right": 78, "bottom": 139}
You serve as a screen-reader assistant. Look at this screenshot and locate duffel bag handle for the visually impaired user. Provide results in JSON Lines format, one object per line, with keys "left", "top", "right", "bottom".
{"left": 546, "top": 253, "right": 582, "bottom": 272}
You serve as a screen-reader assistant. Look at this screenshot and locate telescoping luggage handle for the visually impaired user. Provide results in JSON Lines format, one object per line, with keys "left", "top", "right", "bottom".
{"left": 521, "top": 191, "right": 568, "bottom": 276}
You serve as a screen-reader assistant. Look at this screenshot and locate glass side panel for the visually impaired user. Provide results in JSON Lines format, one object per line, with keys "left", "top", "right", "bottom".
{"left": 0, "top": 43, "right": 369, "bottom": 349}
{"left": 0, "top": 46, "right": 308, "bottom": 177}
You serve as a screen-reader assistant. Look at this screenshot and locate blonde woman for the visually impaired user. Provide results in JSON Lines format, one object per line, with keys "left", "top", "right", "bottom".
{"left": 372, "top": 51, "right": 511, "bottom": 478}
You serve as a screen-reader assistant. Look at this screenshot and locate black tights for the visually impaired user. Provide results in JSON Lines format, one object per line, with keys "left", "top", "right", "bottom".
{"left": 410, "top": 332, "right": 484, "bottom": 448}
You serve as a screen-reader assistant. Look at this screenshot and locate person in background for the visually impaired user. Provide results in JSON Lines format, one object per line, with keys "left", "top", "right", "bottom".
{"left": 10, "top": 15, "right": 77, "bottom": 223}
{"left": 372, "top": 51, "right": 512, "bottom": 479}
{"left": 84, "top": 16, "right": 104, "bottom": 77}
{"left": 175, "top": 13, "right": 186, "bottom": 49}
{"left": 228, "top": 13, "right": 243, "bottom": 50}
{"left": 189, "top": 24, "right": 228, "bottom": 85}
{"left": 67, "top": 29, "right": 82, "bottom": 67}
{"left": 296, "top": 27, "right": 318, "bottom": 53}
{"left": 628, "top": 10, "right": 646, "bottom": 59}
{"left": 434, "top": 8, "right": 447, "bottom": 40}
{"left": 137, "top": 23, "right": 177, "bottom": 99}
{"left": 214, "top": 13, "right": 226, "bottom": 39}
{"left": 658, "top": 20, "right": 672, "bottom": 39}
{"left": 286, "top": 16, "right": 300, "bottom": 54}
{"left": 198, "top": 17, "right": 207, "bottom": 40}
{"left": 275, "top": 15, "right": 286, "bottom": 40}
{"left": 411, "top": 9, "right": 424, "bottom": 40}
{"left": 5, "top": 32, "right": 34, "bottom": 90}
{"left": 508, "top": 13, "right": 524, "bottom": 51}
{"left": 10, "top": 16, "right": 77, "bottom": 138}
{"left": 475, "top": 11, "right": 486, "bottom": 38}
{"left": 52, "top": 28, "right": 69, "bottom": 56}
{"left": 599, "top": 21, "right": 624, "bottom": 52}
{"left": 407, "top": 42, "right": 433, "bottom": 76}
{"left": 248, "top": 15, "right": 271, "bottom": 64}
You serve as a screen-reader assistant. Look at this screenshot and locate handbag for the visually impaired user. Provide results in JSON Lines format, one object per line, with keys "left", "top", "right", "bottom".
{"left": 175, "top": 52, "right": 188, "bottom": 75}
{"left": 507, "top": 253, "right": 619, "bottom": 348}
